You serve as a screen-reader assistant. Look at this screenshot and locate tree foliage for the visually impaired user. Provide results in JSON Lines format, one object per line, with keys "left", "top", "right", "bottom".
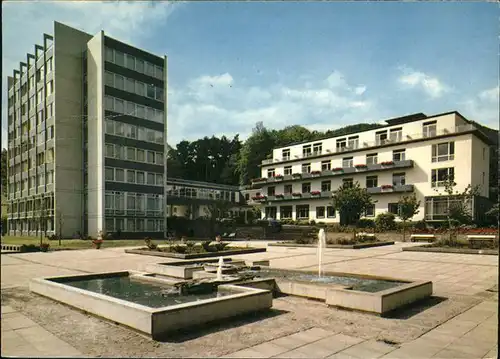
{"left": 331, "top": 181, "right": 375, "bottom": 226}
{"left": 397, "top": 193, "right": 421, "bottom": 241}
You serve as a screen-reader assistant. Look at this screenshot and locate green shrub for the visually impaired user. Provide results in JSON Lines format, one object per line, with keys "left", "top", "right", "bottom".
{"left": 296, "top": 237, "right": 315, "bottom": 244}
{"left": 296, "top": 220, "right": 310, "bottom": 226}
{"left": 357, "top": 218, "right": 375, "bottom": 229}
{"left": 171, "top": 245, "right": 187, "bottom": 253}
{"left": 214, "top": 242, "right": 229, "bottom": 251}
{"left": 357, "top": 234, "right": 378, "bottom": 243}
{"left": 375, "top": 212, "right": 396, "bottom": 231}
{"left": 309, "top": 220, "right": 316, "bottom": 225}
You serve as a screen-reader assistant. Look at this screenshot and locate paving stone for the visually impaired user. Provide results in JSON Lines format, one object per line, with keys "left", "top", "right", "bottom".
{"left": 272, "top": 348, "right": 311, "bottom": 358}
{"left": 483, "top": 346, "right": 498, "bottom": 359}
{"left": 444, "top": 343, "right": 491, "bottom": 358}
{"left": 338, "top": 343, "right": 393, "bottom": 359}
{"left": 2, "top": 314, "right": 39, "bottom": 330}
{"left": 221, "top": 348, "right": 266, "bottom": 358}
{"left": 433, "top": 348, "right": 477, "bottom": 358}
{"left": 1, "top": 305, "right": 16, "bottom": 314}
{"left": 248, "top": 342, "right": 289, "bottom": 357}
{"left": 327, "top": 352, "right": 367, "bottom": 359}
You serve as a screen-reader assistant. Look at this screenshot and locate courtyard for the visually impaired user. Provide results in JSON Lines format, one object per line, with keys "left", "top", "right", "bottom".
{"left": 1, "top": 240, "right": 498, "bottom": 358}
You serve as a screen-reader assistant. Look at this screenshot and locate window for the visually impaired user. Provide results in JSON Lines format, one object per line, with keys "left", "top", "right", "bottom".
{"left": 389, "top": 127, "right": 402, "bottom": 142}
{"left": 267, "top": 186, "right": 275, "bottom": 196}
{"left": 284, "top": 166, "right": 292, "bottom": 176}
{"left": 156, "top": 66, "right": 164, "bottom": 79}
{"left": 105, "top": 219, "right": 114, "bottom": 232}
{"left": 147, "top": 84, "right": 155, "bottom": 98}
{"left": 146, "top": 62, "right": 155, "bottom": 77}
{"left": 482, "top": 172, "right": 485, "bottom": 185}
{"left": 155, "top": 152, "right": 163, "bottom": 165}
{"left": 136, "top": 171, "right": 145, "bottom": 184}
{"left": 105, "top": 96, "right": 114, "bottom": 111}
{"left": 321, "top": 160, "right": 331, "bottom": 171}
{"left": 342, "top": 178, "right": 353, "bottom": 188}
{"left": 136, "top": 59, "right": 144, "bottom": 73}
{"left": 155, "top": 87, "right": 164, "bottom": 101}
{"left": 393, "top": 173, "right": 406, "bottom": 186}
{"left": 375, "top": 130, "right": 388, "bottom": 145}
{"left": 321, "top": 180, "right": 331, "bottom": 192}
{"left": 126, "top": 78, "right": 135, "bottom": 93}
{"left": 105, "top": 167, "right": 114, "bottom": 181}
{"left": 364, "top": 204, "right": 375, "bottom": 217}
{"left": 125, "top": 54, "right": 135, "bottom": 70}
{"left": 126, "top": 102, "right": 135, "bottom": 116}
{"left": 147, "top": 129, "right": 156, "bottom": 143}
{"left": 105, "top": 48, "right": 114, "bottom": 62}
{"left": 313, "top": 142, "right": 322, "bottom": 155}
{"left": 316, "top": 207, "right": 325, "bottom": 219}
{"left": 336, "top": 138, "right": 347, "bottom": 151}
{"left": 280, "top": 206, "right": 293, "bottom": 219}
{"left": 301, "top": 163, "right": 311, "bottom": 173}
{"left": 423, "top": 121, "right": 437, "bottom": 138}
{"left": 46, "top": 81, "right": 54, "bottom": 95}
{"left": 115, "top": 99, "right": 124, "bottom": 113}
{"left": 105, "top": 72, "right": 114, "bottom": 87}
{"left": 127, "top": 147, "right": 136, "bottom": 161}
{"left": 302, "top": 183, "right": 311, "bottom": 193}
{"left": 115, "top": 75, "right": 124, "bottom": 90}
{"left": 115, "top": 51, "right": 125, "bottom": 66}
{"left": 115, "top": 122, "right": 124, "bottom": 136}
{"left": 366, "top": 153, "right": 377, "bottom": 165}
{"left": 393, "top": 149, "right": 406, "bottom": 162}
{"left": 147, "top": 151, "right": 155, "bottom": 163}
{"left": 342, "top": 157, "right": 353, "bottom": 168}
{"left": 284, "top": 184, "right": 293, "bottom": 194}
{"left": 137, "top": 149, "right": 145, "bottom": 162}
{"left": 432, "top": 142, "right": 454, "bottom": 162}
{"left": 282, "top": 149, "right": 290, "bottom": 161}
{"left": 136, "top": 82, "right": 145, "bottom": 96}
{"left": 431, "top": 167, "right": 454, "bottom": 187}
{"left": 137, "top": 105, "right": 145, "bottom": 118}
{"left": 388, "top": 203, "right": 400, "bottom": 215}
{"left": 327, "top": 206, "right": 336, "bottom": 218}
{"left": 267, "top": 168, "right": 275, "bottom": 178}
{"left": 147, "top": 173, "right": 155, "bottom": 185}
{"left": 296, "top": 205, "right": 310, "bottom": 219}
{"left": 347, "top": 136, "right": 359, "bottom": 149}
{"left": 115, "top": 169, "right": 124, "bottom": 182}
{"left": 366, "top": 176, "right": 378, "bottom": 188}
{"left": 156, "top": 174, "right": 163, "bottom": 186}
{"left": 127, "top": 170, "right": 136, "bottom": 183}
{"left": 302, "top": 145, "right": 312, "bottom": 157}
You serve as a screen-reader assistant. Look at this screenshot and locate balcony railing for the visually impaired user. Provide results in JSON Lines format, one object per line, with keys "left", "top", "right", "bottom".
{"left": 261, "top": 124, "right": 476, "bottom": 165}
{"left": 253, "top": 160, "right": 414, "bottom": 186}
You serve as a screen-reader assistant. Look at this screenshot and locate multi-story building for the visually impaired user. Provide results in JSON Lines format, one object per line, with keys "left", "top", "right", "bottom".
{"left": 252, "top": 111, "right": 495, "bottom": 223}
{"left": 6, "top": 22, "right": 167, "bottom": 238}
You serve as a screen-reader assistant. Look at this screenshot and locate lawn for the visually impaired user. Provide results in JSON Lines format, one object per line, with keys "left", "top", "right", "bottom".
{"left": 1, "top": 236, "right": 168, "bottom": 250}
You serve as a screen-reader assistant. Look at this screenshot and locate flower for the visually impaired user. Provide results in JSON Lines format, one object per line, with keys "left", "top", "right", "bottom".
{"left": 355, "top": 164, "right": 367, "bottom": 169}
{"left": 311, "top": 170, "right": 322, "bottom": 175}
{"left": 251, "top": 195, "right": 267, "bottom": 201}
{"left": 292, "top": 192, "right": 302, "bottom": 196}
{"left": 275, "top": 194, "right": 284, "bottom": 198}
{"left": 381, "top": 161, "right": 394, "bottom": 166}
{"left": 311, "top": 191, "right": 321, "bottom": 195}
{"left": 381, "top": 184, "right": 393, "bottom": 189}
{"left": 332, "top": 167, "right": 343, "bottom": 171}
{"left": 274, "top": 174, "right": 284, "bottom": 179}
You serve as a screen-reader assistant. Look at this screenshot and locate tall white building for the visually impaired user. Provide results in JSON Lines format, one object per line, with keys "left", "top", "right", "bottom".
{"left": 252, "top": 111, "right": 494, "bottom": 223}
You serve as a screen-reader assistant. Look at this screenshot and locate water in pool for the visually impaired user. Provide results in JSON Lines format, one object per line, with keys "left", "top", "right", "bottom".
{"left": 58, "top": 276, "right": 230, "bottom": 308}
{"left": 242, "top": 269, "right": 406, "bottom": 293}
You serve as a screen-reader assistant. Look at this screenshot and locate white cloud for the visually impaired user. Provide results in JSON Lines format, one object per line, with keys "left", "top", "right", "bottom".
{"left": 1, "top": 1, "right": 181, "bottom": 149}
{"left": 461, "top": 86, "right": 499, "bottom": 130}
{"left": 354, "top": 86, "right": 366, "bottom": 95}
{"left": 167, "top": 71, "right": 379, "bottom": 146}
{"left": 398, "top": 67, "right": 450, "bottom": 98}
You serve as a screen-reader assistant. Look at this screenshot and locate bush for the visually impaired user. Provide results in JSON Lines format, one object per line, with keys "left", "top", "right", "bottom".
{"left": 295, "top": 237, "right": 315, "bottom": 244}
{"left": 356, "top": 234, "right": 378, "bottom": 243}
{"left": 171, "top": 245, "right": 187, "bottom": 253}
{"left": 296, "top": 220, "right": 310, "bottom": 226}
{"left": 20, "top": 244, "right": 40, "bottom": 253}
{"left": 375, "top": 212, "right": 396, "bottom": 231}
{"left": 309, "top": 220, "right": 316, "bottom": 225}
{"left": 214, "top": 242, "right": 229, "bottom": 251}
{"left": 357, "top": 218, "right": 375, "bottom": 229}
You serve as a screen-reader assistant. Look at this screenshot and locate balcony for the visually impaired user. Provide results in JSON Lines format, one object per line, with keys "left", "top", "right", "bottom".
{"left": 266, "top": 191, "right": 332, "bottom": 202}
{"left": 261, "top": 124, "right": 477, "bottom": 166}
{"left": 253, "top": 160, "right": 414, "bottom": 186}
{"left": 367, "top": 184, "right": 414, "bottom": 194}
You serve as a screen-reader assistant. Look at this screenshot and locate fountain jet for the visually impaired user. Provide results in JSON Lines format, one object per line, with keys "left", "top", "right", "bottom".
{"left": 216, "top": 256, "right": 224, "bottom": 281}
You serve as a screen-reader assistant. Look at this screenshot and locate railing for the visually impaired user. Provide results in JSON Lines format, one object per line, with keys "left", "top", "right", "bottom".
{"left": 261, "top": 124, "right": 476, "bottom": 165}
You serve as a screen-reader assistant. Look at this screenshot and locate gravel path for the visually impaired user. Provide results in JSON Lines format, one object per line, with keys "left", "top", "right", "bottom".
{"left": 1, "top": 287, "right": 492, "bottom": 358}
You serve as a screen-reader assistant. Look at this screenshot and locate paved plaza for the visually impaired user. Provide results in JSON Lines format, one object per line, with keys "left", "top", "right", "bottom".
{"left": 1, "top": 241, "right": 498, "bottom": 358}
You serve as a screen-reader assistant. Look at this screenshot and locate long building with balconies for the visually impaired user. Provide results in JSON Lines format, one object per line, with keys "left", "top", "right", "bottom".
{"left": 252, "top": 111, "right": 495, "bottom": 223}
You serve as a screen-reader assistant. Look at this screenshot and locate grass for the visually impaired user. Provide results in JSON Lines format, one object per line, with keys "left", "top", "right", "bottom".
{"left": 1, "top": 236, "right": 171, "bottom": 250}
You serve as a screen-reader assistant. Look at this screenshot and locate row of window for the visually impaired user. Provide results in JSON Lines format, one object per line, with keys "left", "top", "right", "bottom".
{"left": 104, "top": 191, "right": 163, "bottom": 212}
{"left": 9, "top": 148, "right": 55, "bottom": 177}
{"left": 268, "top": 141, "right": 457, "bottom": 177}
{"left": 105, "top": 71, "right": 164, "bottom": 102}
{"left": 104, "top": 47, "right": 164, "bottom": 80}
{"left": 278, "top": 121, "right": 439, "bottom": 160}
{"left": 266, "top": 203, "right": 381, "bottom": 220}
{"left": 263, "top": 173, "right": 407, "bottom": 196}
{"left": 8, "top": 196, "right": 54, "bottom": 213}
{"left": 9, "top": 170, "right": 55, "bottom": 194}
{"left": 105, "top": 167, "right": 164, "bottom": 186}
{"left": 167, "top": 186, "right": 237, "bottom": 202}
{"left": 104, "top": 143, "right": 163, "bottom": 165}
{"left": 105, "top": 96, "right": 164, "bottom": 124}
{"left": 105, "top": 218, "right": 165, "bottom": 233}
{"left": 8, "top": 218, "right": 55, "bottom": 232}
{"left": 104, "top": 118, "right": 164, "bottom": 144}
{"left": 9, "top": 103, "right": 54, "bottom": 141}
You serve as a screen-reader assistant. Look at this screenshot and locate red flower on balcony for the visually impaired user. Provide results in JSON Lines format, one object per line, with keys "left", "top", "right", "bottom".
{"left": 274, "top": 174, "right": 284, "bottom": 179}
{"left": 311, "top": 170, "right": 322, "bottom": 175}
{"left": 251, "top": 195, "right": 267, "bottom": 201}
{"left": 252, "top": 177, "right": 267, "bottom": 183}
{"left": 292, "top": 173, "right": 302, "bottom": 177}
{"left": 292, "top": 192, "right": 302, "bottom": 197}
{"left": 381, "top": 184, "right": 393, "bottom": 190}
{"left": 381, "top": 161, "right": 394, "bottom": 166}
{"left": 332, "top": 167, "right": 343, "bottom": 171}
{"left": 275, "top": 194, "right": 284, "bottom": 198}
{"left": 355, "top": 164, "right": 367, "bottom": 169}
{"left": 311, "top": 191, "right": 321, "bottom": 196}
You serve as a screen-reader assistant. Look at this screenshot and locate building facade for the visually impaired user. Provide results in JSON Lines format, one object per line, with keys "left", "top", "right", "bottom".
{"left": 252, "top": 112, "right": 494, "bottom": 223}
{"left": 6, "top": 22, "right": 167, "bottom": 238}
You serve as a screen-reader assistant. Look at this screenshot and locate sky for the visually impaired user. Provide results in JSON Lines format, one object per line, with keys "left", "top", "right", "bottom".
{"left": 2, "top": 1, "right": 499, "bottom": 149}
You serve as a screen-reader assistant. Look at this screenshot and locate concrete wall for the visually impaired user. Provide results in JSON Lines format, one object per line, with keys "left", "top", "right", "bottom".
{"left": 53, "top": 22, "right": 92, "bottom": 237}
{"left": 470, "top": 135, "right": 490, "bottom": 198}
{"left": 86, "top": 32, "right": 105, "bottom": 236}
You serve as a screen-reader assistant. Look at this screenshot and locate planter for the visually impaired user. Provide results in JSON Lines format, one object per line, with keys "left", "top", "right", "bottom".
{"left": 124, "top": 247, "right": 266, "bottom": 259}
{"left": 269, "top": 241, "right": 395, "bottom": 249}
{"left": 402, "top": 246, "right": 498, "bottom": 256}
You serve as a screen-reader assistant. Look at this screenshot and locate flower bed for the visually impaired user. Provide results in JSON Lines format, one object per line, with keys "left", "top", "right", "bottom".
{"left": 381, "top": 184, "right": 393, "bottom": 190}
{"left": 310, "top": 191, "right": 321, "bottom": 196}
{"left": 292, "top": 192, "right": 302, "bottom": 197}
{"left": 381, "top": 161, "right": 394, "bottom": 166}
{"left": 251, "top": 195, "right": 267, "bottom": 201}
{"left": 311, "top": 171, "right": 322, "bottom": 175}
{"left": 355, "top": 164, "right": 367, "bottom": 169}
{"left": 332, "top": 167, "right": 343, "bottom": 172}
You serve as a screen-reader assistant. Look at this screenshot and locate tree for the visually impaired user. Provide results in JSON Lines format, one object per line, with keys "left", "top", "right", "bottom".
{"left": 397, "top": 193, "right": 421, "bottom": 242}
{"left": 331, "top": 181, "right": 375, "bottom": 226}
{"left": 486, "top": 203, "right": 499, "bottom": 224}
{"left": 203, "top": 200, "right": 235, "bottom": 236}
